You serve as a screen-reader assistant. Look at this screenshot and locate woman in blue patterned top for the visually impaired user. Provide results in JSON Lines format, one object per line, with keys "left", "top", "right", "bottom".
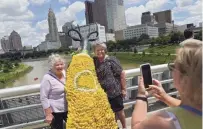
{"left": 92, "top": 42, "right": 127, "bottom": 129}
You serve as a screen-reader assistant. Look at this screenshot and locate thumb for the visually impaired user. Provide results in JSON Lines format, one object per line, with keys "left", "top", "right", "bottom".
{"left": 152, "top": 79, "right": 162, "bottom": 87}
{"left": 149, "top": 85, "right": 160, "bottom": 90}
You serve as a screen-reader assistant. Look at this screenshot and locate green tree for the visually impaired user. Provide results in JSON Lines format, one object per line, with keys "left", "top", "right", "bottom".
{"left": 195, "top": 30, "right": 202, "bottom": 41}
{"left": 107, "top": 40, "right": 116, "bottom": 52}
{"left": 134, "top": 47, "right": 138, "bottom": 53}
{"left": 150, "top": 37, "right": 156, "bottom": 47}
{"left": 170, "top": 31, "right": 184, "bottom": 44}
{"left": 139, "top": 34, "right": 150, "bottom": 41}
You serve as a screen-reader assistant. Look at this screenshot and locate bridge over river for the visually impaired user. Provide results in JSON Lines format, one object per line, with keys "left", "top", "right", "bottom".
{"left": 0, "top": 64, "right": 178, "bottom": 129}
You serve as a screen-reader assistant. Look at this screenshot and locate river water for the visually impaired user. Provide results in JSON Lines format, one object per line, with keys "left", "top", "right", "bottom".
{"left": 4, "top": 56, "right": 72, "bottom": 88}
{"left": 4, "top": 56, "right": 140, "bottom": 88}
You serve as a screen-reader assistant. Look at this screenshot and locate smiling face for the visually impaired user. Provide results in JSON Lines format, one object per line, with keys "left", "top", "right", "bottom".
{"left": 52, "top": 60, "right": 65, "bottom": 75}
{"left": 94, "top": 45, "right": 106, "bottom": 59}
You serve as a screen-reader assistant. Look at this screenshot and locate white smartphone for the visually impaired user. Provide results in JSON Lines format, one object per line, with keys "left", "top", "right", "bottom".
{"left": 140, "top": 63, "right": 153, "bottom": 89}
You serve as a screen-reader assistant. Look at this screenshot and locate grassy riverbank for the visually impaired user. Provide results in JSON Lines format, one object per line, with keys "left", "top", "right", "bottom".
{"left": 144, "top": 45, "right": 178, "bottom": 54}
{"left": 0, "top": 64, "right": 33, "bottom": 87}
{"left": 109, "top": 52, "right": 175, "bottom": 69}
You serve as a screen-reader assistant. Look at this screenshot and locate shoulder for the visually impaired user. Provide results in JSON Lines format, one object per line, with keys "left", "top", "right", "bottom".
{"left": 132, "top": 111, "right": 174, "bottom": 129}
{"left": 108, "top": 56, "right": 117, "bottom": 60}
{"left": 107, "top": 56, "right": 120, "bottom": 63}
{"left": 41, "top": 74, "right": 51, "bottom": 82}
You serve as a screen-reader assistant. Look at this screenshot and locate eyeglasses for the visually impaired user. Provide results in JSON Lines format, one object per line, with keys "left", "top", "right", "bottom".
{"left": 168, "top": 62, "right": 175, "bottom": 71}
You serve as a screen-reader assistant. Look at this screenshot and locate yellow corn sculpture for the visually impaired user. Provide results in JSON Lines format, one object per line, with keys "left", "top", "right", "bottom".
{"left": 65, "top": 25, "right": 118, "bottom": 129}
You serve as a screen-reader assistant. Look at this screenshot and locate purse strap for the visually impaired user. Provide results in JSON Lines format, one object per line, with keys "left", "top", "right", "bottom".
{"left": 47, "top": 71, "right": 65, "bottom": 86}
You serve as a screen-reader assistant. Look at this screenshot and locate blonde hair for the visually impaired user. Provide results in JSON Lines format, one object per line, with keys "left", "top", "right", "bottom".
{"left": 176, "top": 39, "right": 202, "bottom": 107}
{"left": 48, "top": 54, "right": 65, "bottom": 70}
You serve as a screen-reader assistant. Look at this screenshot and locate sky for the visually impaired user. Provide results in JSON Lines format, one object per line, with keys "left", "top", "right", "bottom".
{"left": 0, "top": 0, "right": 202, "bottom": 48}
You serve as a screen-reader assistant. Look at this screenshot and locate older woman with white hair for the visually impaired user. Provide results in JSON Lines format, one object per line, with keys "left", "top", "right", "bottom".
{"left": 131, "top": 39, "right": 202, "bottom": 129}
{"left": 92, "top": 42, "right": 127, "bottom": 129}
{"left": 40, "top": 54, "right": 67, "bottom": 129}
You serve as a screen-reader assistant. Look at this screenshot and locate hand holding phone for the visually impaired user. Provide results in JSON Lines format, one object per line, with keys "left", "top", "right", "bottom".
{"left": 140, "top": 63, "right": 153, "bottom": 89}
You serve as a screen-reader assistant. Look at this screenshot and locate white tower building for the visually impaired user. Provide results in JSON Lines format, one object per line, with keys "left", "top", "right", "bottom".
{"left": 47, "top": 8, "right": 61, "bottom": 49}
{"left": 106, "top": 0, "right": 126, "bottom": 32}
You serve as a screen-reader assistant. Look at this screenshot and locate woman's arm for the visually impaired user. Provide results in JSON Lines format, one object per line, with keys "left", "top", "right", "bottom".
{"left": 132, "top": 111, "right": 173, "bottom": 129}
{"left": 149, "top": 79, "right": 181, "bottom": 107}
{"left": 40, "top": 76, "right": 53, "bottom": 124}
{"left": 110, "top": 57, "right": 127, "bottom": 97}
{"left": 131, "top": 77, "right": 173, "bottom": 129}
{"left": 120, "top": 70, "right": 127, "bottom": 97}
{"left": 131, "top": 77, "right": 148, "bottom": 127}
{"left": 160, "top": 94, "right": 181, "bottom": 107}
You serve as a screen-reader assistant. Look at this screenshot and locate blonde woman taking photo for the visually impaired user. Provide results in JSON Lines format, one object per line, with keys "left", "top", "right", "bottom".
{"left": 132, "top": 39, "right": 202, "bottom": 129}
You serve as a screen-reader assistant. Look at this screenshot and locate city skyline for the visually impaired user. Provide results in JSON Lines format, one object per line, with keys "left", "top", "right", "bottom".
{"left": 0, "top": 0, "right": 202, "bottom": 47}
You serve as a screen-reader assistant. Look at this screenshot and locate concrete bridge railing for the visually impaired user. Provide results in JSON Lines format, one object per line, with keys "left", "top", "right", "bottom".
{"left": 0, "top": 64, "right": 178, "bottom": 129}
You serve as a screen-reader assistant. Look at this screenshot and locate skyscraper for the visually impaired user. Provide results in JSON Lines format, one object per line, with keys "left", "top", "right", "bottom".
{"left": 106, "top": 0, "right": 126, "bottom": 32}
{"left": 85, "top": 0, "right": 126, "bottom": 32}
{"left": 9, "top": 31, "right": 23, "bottom": 51}
{"left": 153, "top": 10, "right": 172, "bottom": 23}
{"left": 1, "top": 36, "right": 10, "bottom": 52}
{"left": 38, "top": 8, "right": 61, "bottom": 51}
{"left": 48, "top": 8, "right": 61, "bottom": 45}
{"left": 85, "top": 1, "right": 94, "bottom": 24}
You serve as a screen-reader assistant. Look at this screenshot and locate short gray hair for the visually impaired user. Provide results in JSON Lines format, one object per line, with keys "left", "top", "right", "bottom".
{"left": 92, "top": 42, "right": 107, "bottom": 52}
{"left": 48, "top": 54, "right": 65, "bottom": 70}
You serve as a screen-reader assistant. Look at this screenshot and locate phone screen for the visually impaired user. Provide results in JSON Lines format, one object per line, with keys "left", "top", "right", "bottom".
{"left": 141, "top": 64, "right": 152, "bottom": 88}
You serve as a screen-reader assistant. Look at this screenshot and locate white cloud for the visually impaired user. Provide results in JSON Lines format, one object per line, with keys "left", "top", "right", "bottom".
{"left": 35, "top": 1, "right": 85, "bottom": 46}
{"left": 36, "top": 20, "right": 48, "bottom": 32}
{"left": 80, "top": 19, "right": 86, "bottom": 25}
{"left": 0, "top": 21, "right": 45, "bottom": 47}
{"left": 145, "top": 0, "right": 169, "bottom": 11}
{"left": 125, "top": 0, "right": 170, "bottom": 25}
{"left": 0, "top": 0, "right": 38, "bottom": 47}
{"left": 173, "top": 0, "right": 202, "bottom": 25}
{"left": 175, "top": 15, "right": 202, "bottom": 26}
{"left": 173, "top": 0, "right": 202, "bottom": 15}
{"left": 0, "top": 0, "right": 85, "bottom": 47}
{"left": 125, "top": 5, "right": 147, "bottom": 26}
{"left": 29, "top": 0, "right": 50, "bottom": 5}
{"left": 58, "top": 0, "right": 70, "bottom": 4}
{"left": 176, "top": 0, "right": 193, "bottom": 7}
{"left": 125, "top": 0, "right": 202, "bottom": 26}
{"left": 55, "top": 1, "right": 85, "bottom": 31}
{"left": 0, "top": 0, "right": 33, "bottom": 18}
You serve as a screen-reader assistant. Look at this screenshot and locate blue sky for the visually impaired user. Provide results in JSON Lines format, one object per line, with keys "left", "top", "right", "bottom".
{"left": 0, "top": 0, "right": 202, "bottom": 47}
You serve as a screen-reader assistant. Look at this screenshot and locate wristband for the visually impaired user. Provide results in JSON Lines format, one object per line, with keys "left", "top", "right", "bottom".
{"left": 136, "top": 96, "right": 148, "bottom": 102}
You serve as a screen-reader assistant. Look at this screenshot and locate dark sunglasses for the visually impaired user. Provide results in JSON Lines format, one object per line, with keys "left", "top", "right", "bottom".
{"left": 168, "top": 62, "right": 175, "bottom": 71}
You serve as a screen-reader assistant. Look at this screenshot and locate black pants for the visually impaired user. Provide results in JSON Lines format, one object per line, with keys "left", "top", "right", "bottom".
{"left": 108, "top": 95, "right": 124, "bottom": 112}
{"left": 50, "top": 112, "right": 68, "bottom": 129}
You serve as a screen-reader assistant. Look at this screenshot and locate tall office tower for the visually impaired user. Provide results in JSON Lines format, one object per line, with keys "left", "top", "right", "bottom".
{"left": 106, "top": 0, "right": 126, "bottom": 32}
{"left": 48, "top": 8, "right": 61, "bottom": 43}
{"left": 153, "top": 10, "right": 172, "bottom": 23}
{"left": 1, "top": 36, "right": 10, "bottom": 52}
{"left": 9, "top": 31, "right": 23, "bottom": 51}
{"left": 85, "top": 0, "right": 126, "bottom": 32}
{"left": 141, "top": 11, "right": 157, "bottom": 26}
{"left": 141, "top": 11, "right": 152, "bottom": 24}
{"left": 85, "top": 1, "right": 94, "bottom": 24}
